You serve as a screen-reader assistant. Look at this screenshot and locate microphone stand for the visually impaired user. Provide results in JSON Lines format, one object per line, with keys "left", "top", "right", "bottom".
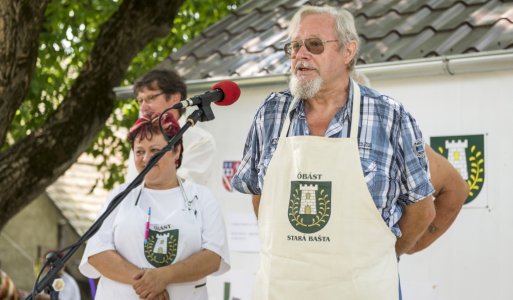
{"left": 26, "top": 99, "right": 216, "bottom": 300}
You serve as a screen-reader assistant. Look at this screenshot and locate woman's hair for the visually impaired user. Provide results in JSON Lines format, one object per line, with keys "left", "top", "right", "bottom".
{"left": 288, "top": 5, "right": 360, "bottom": 71}
{"left": 127, "top": 111, "right": 183, "bottom": 168}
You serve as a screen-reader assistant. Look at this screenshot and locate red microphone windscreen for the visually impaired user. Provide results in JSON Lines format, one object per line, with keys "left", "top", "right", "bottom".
{"left": 211, "top": 80, "right": 241, "bottom": 106}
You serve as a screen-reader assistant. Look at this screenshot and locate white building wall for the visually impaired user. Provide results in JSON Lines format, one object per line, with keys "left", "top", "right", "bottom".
{"left": 373, "top": 70, "right": 513, "bottom": 300}
{"left": 198, "top": 69, "right": 513, "bottom": 299}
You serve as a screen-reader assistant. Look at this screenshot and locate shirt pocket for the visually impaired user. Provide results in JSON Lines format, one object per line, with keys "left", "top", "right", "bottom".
{"left": 361, "top": 158, "right": 378, "bottom": 184}
{"left": 361, "top": 158, "right": 394, "bottom": 199}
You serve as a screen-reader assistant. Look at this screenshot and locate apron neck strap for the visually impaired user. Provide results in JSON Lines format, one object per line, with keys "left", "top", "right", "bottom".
{"left": 135, "top": 183, "right": 145, "bottom": 206}
{"left": 279, "top": 80, "right": 362, "bottom": 140}
{"left": 350, "top": 79, "right": 361, "bottom": 140}
{"left": 135, "top": 178, "right": 192, "bottom": 210}
{"left": 177, "top": 177, "right": 193, "bottom": 211}
{"left": 279, "top": 97, "right": 299, "bottom": 138}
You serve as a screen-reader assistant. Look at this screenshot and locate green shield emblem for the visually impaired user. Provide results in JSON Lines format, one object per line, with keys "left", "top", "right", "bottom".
{"left": 430, "top": 134, "right": 485, "bottom": 204}
{"left": 144, "top": 228, "right": 179, "bottom": 267}
{"left": 288, "top": 181, "right": 331, "bottom": 234}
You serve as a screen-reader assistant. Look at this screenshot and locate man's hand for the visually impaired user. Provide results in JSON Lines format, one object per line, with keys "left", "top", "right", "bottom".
{"left": 252, "top": 194, "right": 261, "bottom": 218}
{"left": 395, "top": 196, "right": 436, "bottom": 256}
{"left": 406, "top": 145, "right": 469, "bottom": 253}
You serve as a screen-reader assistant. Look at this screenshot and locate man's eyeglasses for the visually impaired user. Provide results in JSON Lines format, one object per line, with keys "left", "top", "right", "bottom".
{"left": 283, "top": 38, "right": 339, "bottom": 57}
{"left": 136, "top": 92, "right": 165, "bottom": 105}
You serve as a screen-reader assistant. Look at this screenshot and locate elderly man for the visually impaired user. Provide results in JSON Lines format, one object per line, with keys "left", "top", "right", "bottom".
{"left": 232, "top": 5, "right": 437, "bottom": 300}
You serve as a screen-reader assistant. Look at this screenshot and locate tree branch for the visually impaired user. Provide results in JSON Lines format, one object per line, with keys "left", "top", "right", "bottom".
{"left": 0, "top": 0, "right": 185, "bottom": 230}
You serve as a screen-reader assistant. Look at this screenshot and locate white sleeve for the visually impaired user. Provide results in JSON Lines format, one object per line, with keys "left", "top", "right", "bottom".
{"left": 60, "top": 272, "right": 81, "bottom": 300}
{"left": 197, "top": 185, "right": 230, "bottom": 275}
{"left": 78, "top": 185, "right": 124, "bottom": 278}
{"left": 178, "top": 126, "right": 216, "bottom": 185}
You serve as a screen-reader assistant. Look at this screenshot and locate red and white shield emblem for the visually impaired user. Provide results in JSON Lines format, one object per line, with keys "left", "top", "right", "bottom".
{"left": 222, "top": 160, "right": 241, "bottom": 192}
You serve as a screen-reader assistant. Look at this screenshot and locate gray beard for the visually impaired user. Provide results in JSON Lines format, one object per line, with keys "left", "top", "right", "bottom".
{"left": 289, "top": 74, "right": 323, "bottom": 99}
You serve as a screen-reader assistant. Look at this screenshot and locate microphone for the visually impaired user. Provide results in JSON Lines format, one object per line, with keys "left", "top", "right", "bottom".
{"left": 171, "top": 80, "right": 240, "bottom": 109}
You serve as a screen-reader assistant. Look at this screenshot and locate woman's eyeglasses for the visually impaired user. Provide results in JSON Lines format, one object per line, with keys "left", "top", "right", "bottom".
{"left": 284, "top": 38, "right": 339, "bottom": 57}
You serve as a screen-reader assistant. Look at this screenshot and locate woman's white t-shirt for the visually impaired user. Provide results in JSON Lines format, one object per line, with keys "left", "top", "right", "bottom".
{"left": 79, "top": 180, "right": 230, "bottom": 300}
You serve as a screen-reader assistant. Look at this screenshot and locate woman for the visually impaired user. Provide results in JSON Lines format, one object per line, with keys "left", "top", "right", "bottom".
{"left": 79, "top": 112, "right": 230, "bottom": 300}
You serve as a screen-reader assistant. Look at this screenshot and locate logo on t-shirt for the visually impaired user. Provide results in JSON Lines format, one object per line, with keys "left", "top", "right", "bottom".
{"left": 288, "top": 180, "right": 331, "bottom": 234}
{"left": 144, "top": 226, "right": 179, "bottom": 267}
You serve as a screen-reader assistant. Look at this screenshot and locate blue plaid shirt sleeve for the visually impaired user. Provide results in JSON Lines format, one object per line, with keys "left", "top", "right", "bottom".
{"left": 396, "top": 107, "right": 434, "bottom": 205}
{"left": 231, "top": 101, "right": 265, "bottom": 195}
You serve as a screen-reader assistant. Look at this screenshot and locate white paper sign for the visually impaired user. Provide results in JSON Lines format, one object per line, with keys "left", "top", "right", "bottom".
{"left": 226, "top": 213, "right": 260, "bottom": 253}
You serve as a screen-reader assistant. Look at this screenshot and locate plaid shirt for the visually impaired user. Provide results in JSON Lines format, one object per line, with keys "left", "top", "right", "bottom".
{"left": 232, "top": 82, "right": 434, "bottom": 236}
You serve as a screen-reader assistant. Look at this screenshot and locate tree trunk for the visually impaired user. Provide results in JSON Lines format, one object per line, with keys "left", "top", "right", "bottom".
{"left": 0, "top": 0, "right": 185, "bottom": 231}
{"left": 0, "top": 1, "right": 50, "bottom": 148}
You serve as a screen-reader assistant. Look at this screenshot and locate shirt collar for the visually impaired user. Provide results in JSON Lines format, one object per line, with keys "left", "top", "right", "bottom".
{"left": 289, "top": 95, "right": 304, "bottom": 120}
{"left": 342, "top": 78, "right": 354, "bottom": 123}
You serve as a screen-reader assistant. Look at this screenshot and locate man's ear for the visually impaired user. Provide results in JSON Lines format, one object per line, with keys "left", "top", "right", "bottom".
{"left": 168, "top": 92, "right": 182, "bottom": 105}
{"left": 343, "top": 41, "right": 357, "bottom": 66}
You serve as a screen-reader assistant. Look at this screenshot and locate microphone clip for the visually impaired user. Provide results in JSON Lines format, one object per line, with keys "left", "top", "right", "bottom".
{"left": 197, "top": 97, "right": 215, "bottom": 122}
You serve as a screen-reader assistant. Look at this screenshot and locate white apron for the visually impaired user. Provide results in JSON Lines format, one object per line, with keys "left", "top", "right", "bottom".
{"left": 95, "top": 180, "right": 208, "bottom": 300}
{"left": 254, "top": 81, "right": 398, "bottom": 300}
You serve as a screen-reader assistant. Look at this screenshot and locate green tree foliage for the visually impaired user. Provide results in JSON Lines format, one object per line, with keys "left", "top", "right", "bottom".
{"left": 8, "top": 0, "right": 245, "bottom": 190}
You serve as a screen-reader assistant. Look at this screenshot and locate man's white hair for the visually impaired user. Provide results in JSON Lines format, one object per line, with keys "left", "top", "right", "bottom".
{"left": 288, "top": 5, "right": 360, "bottom": 70}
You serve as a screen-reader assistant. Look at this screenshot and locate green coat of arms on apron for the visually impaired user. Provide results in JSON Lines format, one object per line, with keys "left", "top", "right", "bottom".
{"left": 288, "top": 181, "right": 331, "bottom": 234}
{"left": 144, "top": 228, "right": 179, "bottom": 267}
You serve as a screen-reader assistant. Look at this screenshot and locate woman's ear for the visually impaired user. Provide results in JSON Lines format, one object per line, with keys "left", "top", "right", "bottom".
{"left": 172, "top": 143, "right": 182, "bottom": 157}
{"left": 173, "top": 143, "right": 183, "bottom": 168}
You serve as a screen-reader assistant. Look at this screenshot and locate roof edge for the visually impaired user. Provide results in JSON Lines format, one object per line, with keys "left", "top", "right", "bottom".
{"left": 114, "top": 49, "right": 513, "bottom": 98}
{"left": 359, "top": 49, "right": 513, "bottom": 80}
